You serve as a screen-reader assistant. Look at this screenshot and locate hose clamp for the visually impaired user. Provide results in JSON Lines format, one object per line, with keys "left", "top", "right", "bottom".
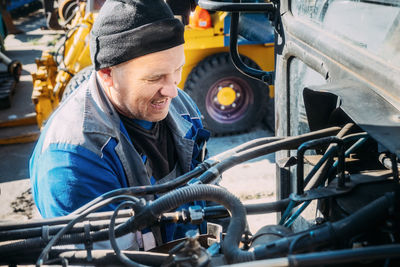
{"left": 84, "top": 221, "right": 93, "bottom": 262}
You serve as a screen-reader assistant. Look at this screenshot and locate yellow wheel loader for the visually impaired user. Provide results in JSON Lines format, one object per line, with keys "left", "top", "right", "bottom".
{"left": 31, "top": 0, "right": 275, "bottom": 134}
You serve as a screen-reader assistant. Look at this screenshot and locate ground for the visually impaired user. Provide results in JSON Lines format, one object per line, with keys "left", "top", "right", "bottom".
{"left": 0, "top": 9, "right": 276, "bottom": 235}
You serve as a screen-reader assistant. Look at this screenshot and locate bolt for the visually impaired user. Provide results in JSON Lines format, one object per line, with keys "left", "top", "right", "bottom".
{"left": 214, "top": 97, "right": 218, "bottom": 102}
{"left": 221, "top": 105, "right": 225, "bottom": 110}
{"left": 229, "top": 84, "right": 234, "bottom": 88}
{"left": 236, "top": 93, "right": 240, "bottom": 98}
{"left": 186, "top": 229, "right": 199, "bottom": 239}
{"left": 232, "top": 103, "right": 236, "bottom": 108}
{"left": 185, "top": 229, "right": 199, "bottom": 248}
{"left": 218, "top": 86, "right": 222, "bottom": 91}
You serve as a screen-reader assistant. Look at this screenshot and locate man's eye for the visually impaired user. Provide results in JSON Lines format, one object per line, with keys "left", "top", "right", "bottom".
{"left": 146, "top": 76, "right": 162, "bottom": 82}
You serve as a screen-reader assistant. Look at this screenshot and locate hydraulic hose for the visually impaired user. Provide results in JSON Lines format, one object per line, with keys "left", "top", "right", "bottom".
{"left": 0, "top": 196, "right": 138, "bottom": 256}
{"left": 109, "top": 201, "right": 146, "bottom": 267}
{"left": 0, "top": 217, "right": 126, "bottom": 242}
{"left": 72, "top": 161, "right": 212, "bottom": 215}
{"left": 210, "top": 136, "right": 282, "bottom": 162}
{"left": 70, "top": 129, "right": 336, "bottom": 220}
{"left": 197, "top": 127, "right": 341, "bottom": 184}
{"left": 58, "top": 250, "right": 168, "bottom": 266}
{"left": 0, "top": 233, "right": 88, "bottom": 255}
{"left": 329, "top": 193, "right": 394, "bottom": 239}
{"left": 280, "top": 133, "right": 368, "bottom": 227}
{"left": 0, "top": 209, "right": 131, "bottom": 231}
{"left": 287, "top": 244, "right": 400, "bottom": 266}
{"left": 228, "top": 244, "right": 400, "bottom": 267}
{"left": 296, "top": 136, "right": 345, "bottom": 195}
{"left": 2, "top": 249, "right": 168, "bottom": 266}
{"left": 304, "top": 123, "right": 354, "bottom": 190}
{"left": 281, "top": 124, "right": 357, "bottom": 226}
{"left": 253, "top": 192, "right": 396, "bottom": 260}
{"left": 120, "top": 184, "right": 254, "bottom": 264}
{"left": 204, "top": 198, "right": 290, "bottom": 219}
{"left": 326, "top": 132, "right": 369, "bottom": 182}
{"left": 74, "top": 137, "right": 282, "bottom": 215}
{"left": 0, "top": 134, "right": 287, "bottom": 250}
{"left": 36, "top": 195, "right": 142, "bottom": 266}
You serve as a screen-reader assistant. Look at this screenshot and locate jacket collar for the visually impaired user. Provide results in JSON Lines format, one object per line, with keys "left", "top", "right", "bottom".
{"left": 82, "top": 72, "right": 119, "bottom": 137}
{"left": 166, "top": 100, "right": 192, "bottom": 138}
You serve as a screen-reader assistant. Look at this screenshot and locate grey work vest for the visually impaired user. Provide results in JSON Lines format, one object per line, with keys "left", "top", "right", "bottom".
{"left": 42, "top": 72, "right": 202, "bottom": 187}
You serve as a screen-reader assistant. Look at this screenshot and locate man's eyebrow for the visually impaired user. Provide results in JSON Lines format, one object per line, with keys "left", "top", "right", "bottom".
{"left": 144, "top": 62, "right": 185, "bottom": 79}
{"left": 143, "top": 74, "right": 163, "bottom": 80}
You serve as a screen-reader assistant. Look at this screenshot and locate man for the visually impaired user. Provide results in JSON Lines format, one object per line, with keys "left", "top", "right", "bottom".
{"left": 30, "top": 0, "right": 209, "bottom": 250}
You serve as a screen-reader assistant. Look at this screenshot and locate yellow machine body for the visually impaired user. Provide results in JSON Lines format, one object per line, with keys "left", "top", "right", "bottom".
{"left": 31, "top": 3, "right": 94, "bottom": 127}
{"left": 31, "top": 5, "right": 274, "bottom": 130}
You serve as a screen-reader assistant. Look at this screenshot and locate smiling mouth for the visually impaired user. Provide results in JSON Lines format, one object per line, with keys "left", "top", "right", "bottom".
{"left": 151, "top": 98, "right": 169, "bottom": 109}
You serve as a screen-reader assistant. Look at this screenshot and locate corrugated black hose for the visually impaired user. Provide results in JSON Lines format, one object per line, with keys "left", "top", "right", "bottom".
{"left": 119, "top": 184, "right": 254, "bottom": 264}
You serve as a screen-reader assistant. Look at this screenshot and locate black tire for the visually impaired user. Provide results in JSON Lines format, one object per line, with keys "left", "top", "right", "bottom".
{"left": 62, "top": 65, "right": 93, "bottom": 101}
{"left": 184, "top": 53, "right": 270, "bottom": 135}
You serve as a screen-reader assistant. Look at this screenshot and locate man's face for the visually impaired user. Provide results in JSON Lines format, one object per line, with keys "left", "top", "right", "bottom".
{"left": 107, "top": 45, "right": 185, "bottom": 122}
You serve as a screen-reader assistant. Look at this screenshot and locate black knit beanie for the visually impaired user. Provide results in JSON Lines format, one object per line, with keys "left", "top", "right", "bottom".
{"left": 90, "top": 0, "right": 185, "bottom": 71}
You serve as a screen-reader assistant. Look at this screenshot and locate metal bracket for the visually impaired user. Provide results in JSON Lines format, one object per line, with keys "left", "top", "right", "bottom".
{"left": 206, "top": 222, "right": 223, "bottom": 247}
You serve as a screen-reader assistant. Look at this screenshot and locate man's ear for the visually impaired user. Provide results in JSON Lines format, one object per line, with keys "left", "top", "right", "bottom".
{"left": 98, "top": 68, "right": 113, "bottom": 88}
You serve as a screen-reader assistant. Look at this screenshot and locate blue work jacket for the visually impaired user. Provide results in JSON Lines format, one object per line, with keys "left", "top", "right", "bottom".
{"left": 29, "top": 72, "right": 210, "bottom": 244}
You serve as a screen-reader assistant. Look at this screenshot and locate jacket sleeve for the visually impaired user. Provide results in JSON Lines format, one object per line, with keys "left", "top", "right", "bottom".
{"left": 29, "top": 140, "right": 128, "bottom": 218}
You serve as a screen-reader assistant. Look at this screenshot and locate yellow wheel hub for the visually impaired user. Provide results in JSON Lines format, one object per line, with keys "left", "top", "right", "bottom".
{"left": 217, "top": 86, "right": 236, "bottom": 106}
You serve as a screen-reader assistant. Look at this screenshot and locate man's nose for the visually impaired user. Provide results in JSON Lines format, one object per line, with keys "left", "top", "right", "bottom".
{"left": 160, "top": 75, "right": 179, "bottom": 98}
